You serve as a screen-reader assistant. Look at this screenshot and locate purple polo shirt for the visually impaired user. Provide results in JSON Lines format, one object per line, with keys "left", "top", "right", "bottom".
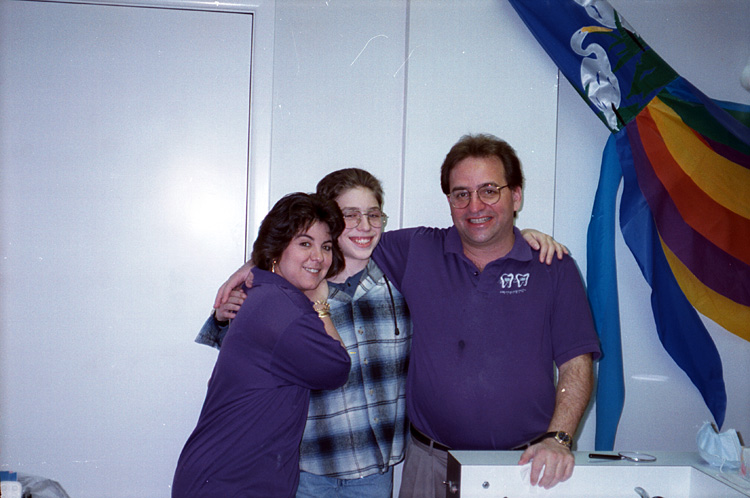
{"left": 172, "top": 268, "right": 351, "bottom": 498}
{"left": 373, "top": 226, "right": 600, "bottom": 450}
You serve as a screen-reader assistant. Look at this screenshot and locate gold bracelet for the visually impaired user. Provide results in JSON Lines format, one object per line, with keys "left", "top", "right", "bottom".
{"left": 313, "top": 300, "right": 330, "bottom": 318}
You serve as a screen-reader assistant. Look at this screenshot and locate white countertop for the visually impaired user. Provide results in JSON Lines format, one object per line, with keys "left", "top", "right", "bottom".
{"left": 447, "top": 451, "right": 750, "bottom": 497}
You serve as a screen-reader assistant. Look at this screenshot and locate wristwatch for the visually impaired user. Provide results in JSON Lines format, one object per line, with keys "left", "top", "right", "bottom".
{"left": 530, "top": 431, "right": 573, "bottom": 449}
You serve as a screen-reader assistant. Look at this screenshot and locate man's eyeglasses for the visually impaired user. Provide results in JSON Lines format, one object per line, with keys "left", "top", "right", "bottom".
{"left": 342, "top": 210, "right": 388, "bottom": 229}
{"left": 448, "top": 184, "right": 509, "bottom": 209}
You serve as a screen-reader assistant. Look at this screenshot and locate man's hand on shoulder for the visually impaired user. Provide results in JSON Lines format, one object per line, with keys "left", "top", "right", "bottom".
{"left": 517, "top": 437, "right": 574, "bottom": 489}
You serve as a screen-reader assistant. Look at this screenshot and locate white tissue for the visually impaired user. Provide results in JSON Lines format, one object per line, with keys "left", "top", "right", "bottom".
{"left": 518, "top": 461, "right": 546, "bottom": 493}
{"left": 696, "top": 421, "right": 742, "bottom": 470}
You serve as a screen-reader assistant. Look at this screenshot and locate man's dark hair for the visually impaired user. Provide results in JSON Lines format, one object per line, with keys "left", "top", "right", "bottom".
{"left": 440, "top": 133, "right": 524, "bottom": 195}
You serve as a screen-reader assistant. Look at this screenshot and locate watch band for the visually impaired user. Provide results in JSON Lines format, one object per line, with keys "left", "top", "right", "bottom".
{"left": 528, "top": 431, "right": 573, "bottom": 449}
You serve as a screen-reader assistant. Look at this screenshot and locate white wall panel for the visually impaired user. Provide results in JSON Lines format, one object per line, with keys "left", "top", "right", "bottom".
{"left": 0, "top": 1, "right": 252, "bottom": 495}
{"left": 403, "top": 0, "right": 559, "bottom": 233}
{"left": 268, "top": 0, "right": 408, "bottom": 227}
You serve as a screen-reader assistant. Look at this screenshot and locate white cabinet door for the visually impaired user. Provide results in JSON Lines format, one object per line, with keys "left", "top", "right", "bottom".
{"left": 0, "top": 1, "right": 252, "bottom": 495}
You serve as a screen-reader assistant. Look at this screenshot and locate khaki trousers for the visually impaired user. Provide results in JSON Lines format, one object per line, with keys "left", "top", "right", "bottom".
{"left": 398, "top": 432, "right": 450, "bottom": 498}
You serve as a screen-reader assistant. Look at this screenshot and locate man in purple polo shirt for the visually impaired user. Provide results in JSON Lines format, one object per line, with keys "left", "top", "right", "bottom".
{"left": 371, "top": 134, "right": 601, "bottom": 496}
{"left": 212, "top": 134, "right": 600, "bottom": 495}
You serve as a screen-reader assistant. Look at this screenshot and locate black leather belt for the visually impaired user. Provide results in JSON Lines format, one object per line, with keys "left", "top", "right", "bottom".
{"left": 410, "top": 425, "right": 451, "bottom": 452}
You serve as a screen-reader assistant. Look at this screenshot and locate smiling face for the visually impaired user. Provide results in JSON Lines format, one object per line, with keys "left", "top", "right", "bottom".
{"left": 448, "top": 155, "right": 522, "bottom": 255}
{"left": 274, "top": 221, "right": 334, "bottom": 292}
{"left": 334, "top": 186, "right": 383, "bottom": 277}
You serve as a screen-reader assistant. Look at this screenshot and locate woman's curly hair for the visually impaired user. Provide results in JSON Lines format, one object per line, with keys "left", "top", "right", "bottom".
{"left": 251, "top": 192, "right": 345, "bottom": 279}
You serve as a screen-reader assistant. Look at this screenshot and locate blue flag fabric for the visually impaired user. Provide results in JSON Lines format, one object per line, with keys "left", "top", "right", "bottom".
{"left": 586, "top": 135, "right": 624, "bottom": 450}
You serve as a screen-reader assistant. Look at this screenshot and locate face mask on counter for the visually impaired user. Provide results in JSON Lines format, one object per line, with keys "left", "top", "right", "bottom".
{"left": 696, "top": 421, "right": 742, "bottom": 470}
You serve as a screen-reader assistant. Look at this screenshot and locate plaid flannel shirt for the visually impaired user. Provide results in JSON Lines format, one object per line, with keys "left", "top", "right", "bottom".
{"left": 195, "top": 260, "right": 412, "bottom": 479}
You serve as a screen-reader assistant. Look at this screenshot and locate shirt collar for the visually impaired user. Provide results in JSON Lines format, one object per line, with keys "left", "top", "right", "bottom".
{"left": 329, "top": 269, "right": 365, "bottom": 297}
{"left": 250, "top": 266, "right": 300, "bottom": 291}
{"left": 446, "top": 226, "right": 533, "bottom": 264}
{"left": 250, "top": 267, "right": 317, "bottom": 307}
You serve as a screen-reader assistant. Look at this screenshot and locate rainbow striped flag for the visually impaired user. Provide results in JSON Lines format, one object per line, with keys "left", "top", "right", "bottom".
{"left": 508, "top": 0, "right": 750, "bottom": 450}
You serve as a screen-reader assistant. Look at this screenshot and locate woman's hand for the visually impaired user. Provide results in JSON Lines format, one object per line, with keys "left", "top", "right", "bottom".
{"left": 521, "top": 229, "right": 569, "bottom": 265}
{"left": 304, "top": 280, "right": 344, "bottom": 346}
{"left": 304, "top": 279, "right": 329, "bottom": 305}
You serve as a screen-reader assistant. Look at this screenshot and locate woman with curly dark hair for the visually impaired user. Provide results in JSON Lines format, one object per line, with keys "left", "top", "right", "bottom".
{"left": 172, "top": 193, "right": 351, "bottom": 498}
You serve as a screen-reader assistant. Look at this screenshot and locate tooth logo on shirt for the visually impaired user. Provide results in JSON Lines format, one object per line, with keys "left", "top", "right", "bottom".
{"left": 499, "top": 273, "right": 530, "bottom": 289}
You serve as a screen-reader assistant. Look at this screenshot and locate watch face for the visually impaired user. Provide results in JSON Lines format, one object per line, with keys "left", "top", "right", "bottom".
{"left": 555, "top": 432, "right": 572, "bottom": 446}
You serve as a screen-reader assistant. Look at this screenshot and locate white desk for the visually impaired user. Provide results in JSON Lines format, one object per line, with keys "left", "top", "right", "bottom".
{"left": 446, "top": 451, "right": 750, "bottom": 497}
